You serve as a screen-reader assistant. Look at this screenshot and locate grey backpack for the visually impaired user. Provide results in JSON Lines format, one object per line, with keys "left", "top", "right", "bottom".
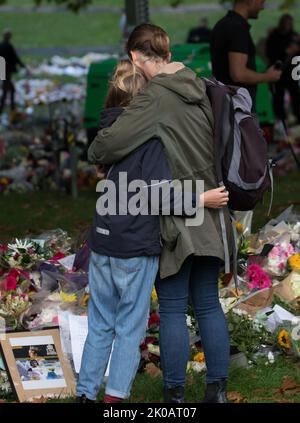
{"left": 203, "top": 77, "right": 272, "bottom": 211}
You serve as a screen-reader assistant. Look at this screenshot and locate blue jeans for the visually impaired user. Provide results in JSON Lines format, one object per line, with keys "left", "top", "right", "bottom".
{"left": 155, "top": 255, "right": 230, "bottom": 387}
{"left": 77, "top": 252, "right": 159, "bottom": 400}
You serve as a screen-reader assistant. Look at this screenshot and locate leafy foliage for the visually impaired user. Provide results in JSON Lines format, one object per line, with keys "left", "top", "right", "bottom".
{"left": 227, "top": 310, "right": 273, "bottom": 360}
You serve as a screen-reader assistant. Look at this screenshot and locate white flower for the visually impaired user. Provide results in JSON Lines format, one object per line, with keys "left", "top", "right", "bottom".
{"left": 232, "top": 307, "right": 249, "bottom": 317}
{"left": 293, "top": 222, "right": 300, "bottom": 234}
{"left": 267, "top": 351, "right": 275, "bottom": 364}
{"left": 7, "top": 238, "right": 34, "bottom": 252}
{"left": 186, "top": 315, "right": 192, "bottom": 327}
{"left": 189, "top": 361, "right": 206, "bottom": 373}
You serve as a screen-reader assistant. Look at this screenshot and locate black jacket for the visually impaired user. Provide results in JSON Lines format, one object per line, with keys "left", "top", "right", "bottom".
{"left": 266, "top": 29, "right": 300, "bottom": 77}
{"left": 0, "top": 41, "right": 24, "bottom": 75}
{"left": 88, "top": 107, "right": 197, "bottom": 258}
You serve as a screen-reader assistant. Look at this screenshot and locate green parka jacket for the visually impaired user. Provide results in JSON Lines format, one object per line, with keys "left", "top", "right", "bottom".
{"left": 88, "top": 67, "right": 233, "bottom": 279}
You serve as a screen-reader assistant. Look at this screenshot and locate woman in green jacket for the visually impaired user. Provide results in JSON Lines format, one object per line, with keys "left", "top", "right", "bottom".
{"left": 88, "top": 24, "right": 233, "bottom": 403}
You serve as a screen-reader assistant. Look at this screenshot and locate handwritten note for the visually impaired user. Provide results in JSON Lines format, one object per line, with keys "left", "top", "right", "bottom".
{"left": 68, "top": 315, "right": 112, "bottom": 376}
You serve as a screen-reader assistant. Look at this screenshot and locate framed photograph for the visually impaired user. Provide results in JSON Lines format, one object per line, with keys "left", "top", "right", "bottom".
{"left": 0, "top": 329, "right": 76, "bottom": 402}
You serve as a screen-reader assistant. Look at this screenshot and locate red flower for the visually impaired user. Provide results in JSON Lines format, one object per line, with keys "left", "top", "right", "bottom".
{"left": 0, "top": 245, "right": 8, "bottom": 252}
{"left": 140, "top": 337, "right": 158, "bottom": 351}
{"left": 148, "top": 313, "right": 160, "bottom": 328}
{"left": 13, "top": 252, "right": 20, "bottom": 260}
{"left": 4, "top": 275, "right": 18, "bottom": 291}
{"left": 9, "top": 268, "right": 21, "bottom": 279}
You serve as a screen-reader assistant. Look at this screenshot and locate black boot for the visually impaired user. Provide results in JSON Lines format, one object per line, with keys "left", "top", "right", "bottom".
{"left": 202, "top": 379, "right": 228, "bottom": 403}
{"left": 164, "top": 386, "right": 185, "bottom": 403}
{"left": 76, "top": 394, "right": 95, "bottom": 403}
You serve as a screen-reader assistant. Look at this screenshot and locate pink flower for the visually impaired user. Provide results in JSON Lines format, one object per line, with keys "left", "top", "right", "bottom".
{"left": 4, "top": 275, "right": 18, "bottom": 291}
{"left": 247, "top": 264, "right": 272, "bottom": 290}
{"left": 52, "top": 316, "right": 59, "bottom": 325}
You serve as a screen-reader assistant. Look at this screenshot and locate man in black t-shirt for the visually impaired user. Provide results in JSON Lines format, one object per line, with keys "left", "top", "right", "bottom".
{"left": 210, "top": 0, "right": 281, "bottom": 110}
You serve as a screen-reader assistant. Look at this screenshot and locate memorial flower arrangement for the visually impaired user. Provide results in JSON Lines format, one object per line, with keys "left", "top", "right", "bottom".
{"left": 0, "top": 292, "right": 31, "bottom": 330}
{"left": 246, "top": 264, "right": 273, "bottom": 291}
{"left": 0, "top": 239, "right": 50, "bottom": 271}
{"left": 266, "top": 242, "right": 295, "bottom": 277}
{"left": 1, "top": 207, "right": 300, "bottom": 399}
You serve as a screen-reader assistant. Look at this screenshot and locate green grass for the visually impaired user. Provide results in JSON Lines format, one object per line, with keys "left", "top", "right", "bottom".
{"left": 0, "top": 7, "right": 300, "bottom": 58}
{"left": 126, "top": 356, "right": 300, "bottom": 403}
{"left": 0, "top": 172, "right": 299, "bottom": 243}
{"left": 43, "top": 356, "right": 300, "bottom": 403}
{"left": 0, "top": 189, "right": 97, "bottom": 243}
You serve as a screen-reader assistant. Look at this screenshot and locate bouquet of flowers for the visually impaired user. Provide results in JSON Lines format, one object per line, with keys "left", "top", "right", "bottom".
{"left": 34, "top": 229, "right": 72, "bottom": 257}
{"left": 0, "top": 292, "right": 31, "bottom": 330}
{"left": 276, "top": 322, "right": 300, "bottom": 358}
{"left": 1, "top": 268, "right": 38, "bottom": 295}
{"left": 246, "top": 264, "right": 272, "bottom": 291}
{"left": 266, "top": 242, "right": 295, "bottom": 277}
{"left": 0, "top": 239, "right": 51, "bottom": 271}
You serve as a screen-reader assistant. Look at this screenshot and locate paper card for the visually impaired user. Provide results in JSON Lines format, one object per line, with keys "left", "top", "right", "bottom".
{"left": 69, "top": 315, "right": 88, "bottom": 374}
{"left": 273, "top": 304, "right": 300, "bottom": 323}
{"left": 259, "top": 305, "right": 300, "bottom": 333}
{"left": 58, "top": 254, "right": 76, "bottom": 271}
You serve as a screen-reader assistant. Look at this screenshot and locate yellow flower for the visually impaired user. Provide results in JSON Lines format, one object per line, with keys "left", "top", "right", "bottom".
{"left": 193, "top": 352, "right": 205, "bottom": 363}
{"left": 59, "top": 291, "right": 77, "bottom": 303}
{"left": 289, "top": 254, "right": 300, "bottom": 271}
{"left": 81, "top": 293, "right": 90, "bottom": 308}
{"left": 278, "top": 329, "right": 291, "bottom": 349}
{"left": 235, "top": 221, "right": 244, "bottom": 234}
{"left": 151, "top": 288, "right": 158, "bottom": 302}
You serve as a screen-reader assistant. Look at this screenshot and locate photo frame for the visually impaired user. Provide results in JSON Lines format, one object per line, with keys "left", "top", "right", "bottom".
{"left": 0, "top": 328, "right": 76, "bottom": 402}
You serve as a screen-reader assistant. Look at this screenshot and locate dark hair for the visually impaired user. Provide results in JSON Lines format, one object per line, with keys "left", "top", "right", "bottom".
{"left": 105, "top": 60, "right": 147, "bottom": 108}
{"left": 278, "top": 14, "right": 293, "bottom": 32}
{"left": 126, "top": 23, "right": 170, "bottom": 61}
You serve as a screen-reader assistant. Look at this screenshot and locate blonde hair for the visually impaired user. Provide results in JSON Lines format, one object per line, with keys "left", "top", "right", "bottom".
{"left": 105, "top": 60, "right": 148, "bottom": 108}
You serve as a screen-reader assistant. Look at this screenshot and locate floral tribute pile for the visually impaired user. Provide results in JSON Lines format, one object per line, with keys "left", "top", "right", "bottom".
{"left": 0, "top": 207, "right": 300, "bottom": 398}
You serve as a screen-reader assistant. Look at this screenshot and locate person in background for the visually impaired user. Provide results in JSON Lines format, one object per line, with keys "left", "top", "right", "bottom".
{"left": 210, "top": 0, "right": 281, "bottom": 110}
{"left": 187, "top": 17, "right": 212, "bottom": 44}
{"left": 0, "top": 29, "right": 26, "bottom": 116}
{"left": 119, "top": 8, "right": 129, "bottom": 40}
{"left": 266, "top": 14, "right": 300, "bottom": 124}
